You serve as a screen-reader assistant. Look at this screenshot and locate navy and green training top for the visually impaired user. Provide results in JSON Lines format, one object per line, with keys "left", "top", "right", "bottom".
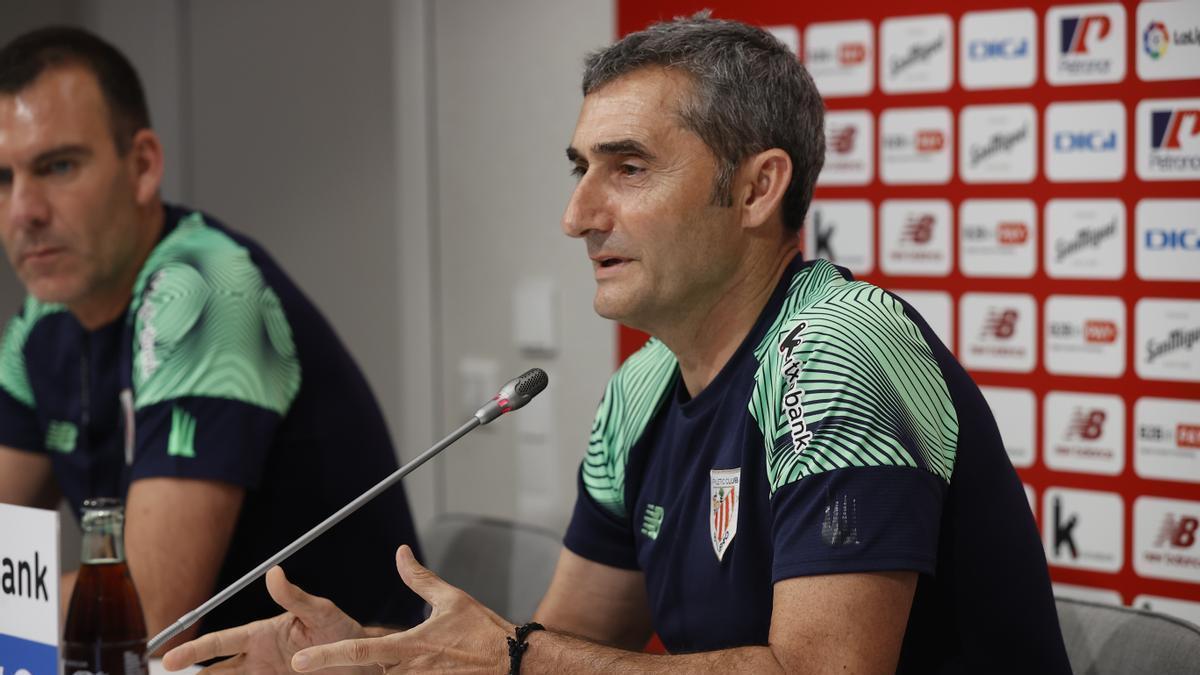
{"left": 563, "top": 256, "right": 1071, "bottom": 673}
{"left": 0, "top": 204, "right": 425, "bottom": 632}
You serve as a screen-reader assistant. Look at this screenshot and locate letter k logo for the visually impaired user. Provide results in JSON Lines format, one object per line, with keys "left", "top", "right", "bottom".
{"left": 1053, "top": 496, "right": 1079, "bottom": 559}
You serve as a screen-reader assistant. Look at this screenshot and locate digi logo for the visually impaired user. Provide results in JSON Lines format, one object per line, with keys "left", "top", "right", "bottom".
{"left": 1150, "top": 109, "right": 1200, "bottom": 149}
{"left": 959, "top": 9, "right": 1036, "bottom": 90}
{"left": 1061, "top": 15, "right": 1111, "bottom": 54}
{"left": 1068, "top": 409, "right": 1107, "bottom": 440}
{"left": 1055, "top": 131, "right": 1118, "bottom": 152}
{"left": 969, "top": 38, "right": 1029, "bottom": 60}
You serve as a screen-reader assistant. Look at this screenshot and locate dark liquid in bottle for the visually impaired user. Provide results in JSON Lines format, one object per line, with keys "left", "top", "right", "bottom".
{"left": 62, "top": 561, "right": 148, "bottom": 675}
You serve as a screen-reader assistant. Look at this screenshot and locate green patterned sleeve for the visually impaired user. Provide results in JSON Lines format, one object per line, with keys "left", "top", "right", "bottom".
{"left": 749, "top": 285, "right": 959, "bottom": 496}
{"left": 131, "top": 217, "right": 300, "bottom": 414}
{"left": 581, "top": 339, "right": 677, "bottom": 518}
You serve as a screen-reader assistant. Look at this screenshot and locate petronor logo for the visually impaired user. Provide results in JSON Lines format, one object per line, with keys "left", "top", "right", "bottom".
{"left": 1151, "top": 109, "right": 1200, "bottom": 149}
{"left": 1061, "top": 15, "right": 1112, "bottom": 54}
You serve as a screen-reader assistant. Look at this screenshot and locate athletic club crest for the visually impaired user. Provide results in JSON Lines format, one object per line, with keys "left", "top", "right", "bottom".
{"left": 709, "top": 468, "right": 741, "bottom": 561}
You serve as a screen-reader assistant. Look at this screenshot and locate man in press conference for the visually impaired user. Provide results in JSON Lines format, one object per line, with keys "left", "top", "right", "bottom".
{"left": 167, "top": 13, "right": 1071, "bottom": 674}
{"left": 0, "top": 27, "right": 426, "bottom": 649}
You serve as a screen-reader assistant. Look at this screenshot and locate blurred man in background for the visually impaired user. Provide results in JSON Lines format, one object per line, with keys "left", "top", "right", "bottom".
{"left": 167, "top": 13, "right": 1070, "bottom": 674}
{"left": 0, "top": 27, "right": 425, "bottom": 650}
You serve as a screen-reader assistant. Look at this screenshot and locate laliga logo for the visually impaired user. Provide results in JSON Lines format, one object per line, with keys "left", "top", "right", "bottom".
{"left": 1061, "top": 15, "right": 1112, "bottom": 54}
{"left": 1151, "top": 109, "right": 1200, "bottom": 149}
{"left": 1144, "top": 21, "right": 1170, "bottom": 59}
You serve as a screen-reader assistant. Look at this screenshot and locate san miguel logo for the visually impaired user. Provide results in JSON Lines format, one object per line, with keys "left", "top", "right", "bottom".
{"left": 1056, "top": 219, "right": 1118, "bottom": 262}
{"left": 891, "top": 35, "right": 945, "bottom": 76}
{"left": 709, "top": 468, "right": 741, "bottom": 561}
{"left": 1145, "top": 326, "right": 1200, "bottom": 363}
{"left": 970, "top": 125, "right": 1029, "bottom": 167}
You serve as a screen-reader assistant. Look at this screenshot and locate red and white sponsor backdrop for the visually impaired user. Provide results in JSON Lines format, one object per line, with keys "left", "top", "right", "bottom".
{"left": 616, "top": 0, "right": 1200, "bottom": 624}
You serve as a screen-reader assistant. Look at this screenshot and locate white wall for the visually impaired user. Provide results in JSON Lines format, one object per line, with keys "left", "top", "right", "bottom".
{"left": 0, "top": 0, "right": 616, "bottom": 547}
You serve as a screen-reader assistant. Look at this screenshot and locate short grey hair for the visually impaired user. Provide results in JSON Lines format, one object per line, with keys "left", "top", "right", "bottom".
{"left": 582, "top": 11, "right": 825, "bottom": 232}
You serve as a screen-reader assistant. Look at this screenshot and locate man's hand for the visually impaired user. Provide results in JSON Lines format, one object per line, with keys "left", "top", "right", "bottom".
{"left": 161, "top": 566, "right": 369, "bottom": 674}
{"left": 290, "top": 545, "right": 511, "bottom": 674}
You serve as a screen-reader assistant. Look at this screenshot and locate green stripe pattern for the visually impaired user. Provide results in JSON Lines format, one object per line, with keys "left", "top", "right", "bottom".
{"left": 45, "top": 420, "right": 78, "bottom": 453}
{"left": 583, "top": 338, "right": 677, "bottom": 518}
{"left": 750, "top": 260, "right": 958, "bottom": 495}
{"left": 168, "top": 406, "right": 197, "bottom": 458}
{"left": 0, "top": 298, "right": 66, "bottom": 408}
{"left": 130, "top": 212, "right": 300, "bottom": 415}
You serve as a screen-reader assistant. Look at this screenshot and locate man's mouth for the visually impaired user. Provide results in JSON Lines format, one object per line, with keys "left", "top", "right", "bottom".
{"left": 20, "top": 246, "right": 65, "bottom": 264}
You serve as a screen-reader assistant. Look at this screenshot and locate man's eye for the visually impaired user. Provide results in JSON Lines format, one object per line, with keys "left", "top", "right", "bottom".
{"left": 570, "top": 164, "right": 587, "bottom": 178}
{"left": 48, "top": 159, "right": 75, "bottom": 175}
{"left": 619, "top": 164, "right": 645, "bottom": 177}
{"left": 0, "top": 168, "right": 12, "bottom": 186}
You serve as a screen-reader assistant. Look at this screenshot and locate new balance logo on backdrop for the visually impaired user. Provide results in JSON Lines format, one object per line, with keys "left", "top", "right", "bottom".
{"left": 828, "top": 125, "right": 856, "bottom": 154}
{"left": 982, "top": 309, "right": 1018, "bottom": 340}
{"left": 1067, "top": 409, "right": 1107, "bottom": 441}
{"left": 1135, "top": 497, "right": 1200, "bottom": 583}
{"left": 902, "top": 215, "right": 935, "bottom": 244}
{"left": 1156, "top": 514, "right": 1198, "bottom": 549}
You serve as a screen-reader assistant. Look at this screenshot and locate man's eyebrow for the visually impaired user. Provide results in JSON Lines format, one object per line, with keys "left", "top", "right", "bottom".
{"left": 565, "top": 139, "right": 656, "bottom": 162}
{"left": 32, "top": 144, "right": 92, "bottom": 165}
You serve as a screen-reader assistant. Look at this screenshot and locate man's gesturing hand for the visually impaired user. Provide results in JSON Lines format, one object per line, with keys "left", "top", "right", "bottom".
{"left": 161, "top": 566, "right": 370, "bottom": 674}
{"left": 290, "top": 545, "right": 513, "bottom": 674}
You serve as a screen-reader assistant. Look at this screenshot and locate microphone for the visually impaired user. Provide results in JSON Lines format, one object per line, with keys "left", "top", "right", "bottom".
{"left": 147, "top": 368, "right": 549, "bottom": 654}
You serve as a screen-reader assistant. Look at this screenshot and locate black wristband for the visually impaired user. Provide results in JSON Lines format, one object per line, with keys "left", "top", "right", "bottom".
{"left": 506, "top": 621, "right": 545, "bottom": 675}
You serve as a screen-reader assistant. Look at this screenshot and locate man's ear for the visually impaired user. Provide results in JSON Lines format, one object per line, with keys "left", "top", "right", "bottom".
{"left": 736, "top": 148, "right": 791, "bottom": 230}
{"left": 128, "top": 128, "right": 164, "bottom": 205}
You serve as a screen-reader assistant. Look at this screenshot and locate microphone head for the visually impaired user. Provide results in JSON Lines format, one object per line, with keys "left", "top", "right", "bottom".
{"left": 512, "top": 368, "right": 549, "bottom": 402}
{"left": 474, "top": 368, "right": 549, "bottom": 424}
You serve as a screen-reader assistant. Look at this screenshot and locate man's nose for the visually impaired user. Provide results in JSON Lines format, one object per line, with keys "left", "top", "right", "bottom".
{"left": 561, "top": 174, "right": 613, "bottom": 239}
{"left": 7, "top": 175, "right": 51, "bottom": 230}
